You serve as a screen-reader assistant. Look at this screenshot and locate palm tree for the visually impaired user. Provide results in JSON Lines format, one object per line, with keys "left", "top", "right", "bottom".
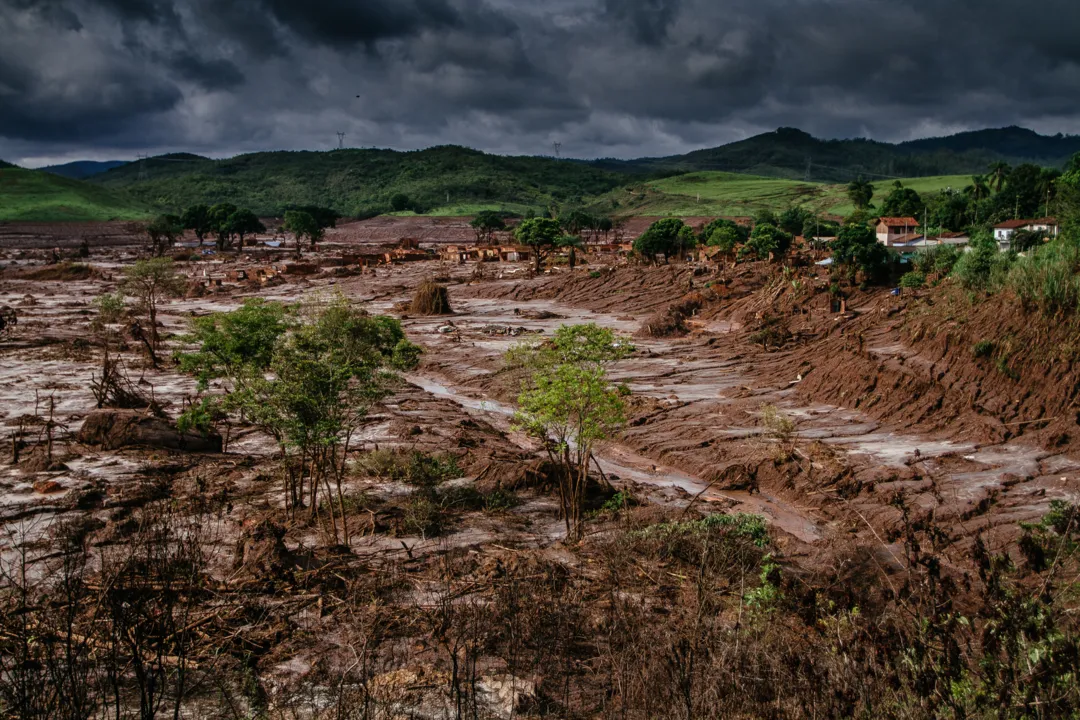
{"left": 965, "top": 175, "right": 991, "bottom": 223}
{"left": 988, "top": 162, "right": 1010, "bottom": 192}
{"left": 847, "top": 176, "right": 874, "bottom": 210}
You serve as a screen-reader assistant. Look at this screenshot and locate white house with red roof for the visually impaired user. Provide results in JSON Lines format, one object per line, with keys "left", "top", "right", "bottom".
{"left": 875, "top": 217, "right": 920, "bottom": 245}
{"left": 993, "top": 218, "right": 1059, "bottom": 249}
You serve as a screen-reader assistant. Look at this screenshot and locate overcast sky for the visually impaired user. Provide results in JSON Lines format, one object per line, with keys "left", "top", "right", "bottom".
{"left": 2, "top": 0, "right": 1079, "bottom": 167}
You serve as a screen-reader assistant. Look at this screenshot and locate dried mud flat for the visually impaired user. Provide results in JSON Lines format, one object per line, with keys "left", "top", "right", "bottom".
{"left": 1, "top": 237, "right": 1079, "bottom": 717}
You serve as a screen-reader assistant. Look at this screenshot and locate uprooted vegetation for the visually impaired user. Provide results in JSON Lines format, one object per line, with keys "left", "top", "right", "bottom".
{"left": 410, "top": 277, "right": 454, "bottom": 315}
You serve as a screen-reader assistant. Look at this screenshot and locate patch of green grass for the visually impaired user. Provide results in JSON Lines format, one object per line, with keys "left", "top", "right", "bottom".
{"left": 633, "top": 512, "right": 770, "bottom": 548}
{"left": 599, "top": 171, "right": 973, "bottom": 219}
{"left": 0, "top": 168, "right": 152, "bottom": 222}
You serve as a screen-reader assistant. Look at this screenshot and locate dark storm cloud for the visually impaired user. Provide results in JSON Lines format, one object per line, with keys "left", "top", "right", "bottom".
{"left": 167, "top": 53, "right": 246, "bottom": 91}
{"left": 260, "top": 0, "right": 464, "bottom": 48}
{"left": 2, "top": 0, "right": 1080, "bottom": 165}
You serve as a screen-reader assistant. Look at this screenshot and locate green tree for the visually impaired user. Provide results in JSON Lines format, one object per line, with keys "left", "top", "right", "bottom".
{"left": 707, "top": 224, "right": 743, "bottom": 260}
{"left": 880, "top": 182, "right": 925, "bottom": 219}
{"left": 560, "top": 209, "right": 595, "bottom": 238}
{"left": 121, "top": 258, "right": 184, "bottom": 365}
{"left": 145, "top": 214, "right": 183, "bottom": 257}
{"left": 175, "top": 298, "right": 295, "bottom": 390}
{"left": 988, "top": 161, "right": 1011, "bottom": 192}
{"left": 699, "top": 218, "right": 749, "bottom": 245}
{"left": 515, "top": 217, "right": 562, "bottom": 273}
{"left": 187, "top": 295, "right": 420, "bottom": 542}
{"left": 739, "top": 223, "right": 791, "bottom": 262}
{"left": 778, "top": 207, "right": 812, "bottom": 236}
{"left": 847, "top": 177, "right": 875, "bottom": 210}
{"left": 226, "top": 209, "right": 265, "bottom": 248}
{"left": 829, "top": 222, "right": 894, "bottom": 283}
{"left": 469, "top": 211, "right": 506, "bottom": 244}
{"left": 634, "top": 218, "right": 686, "bottom": 264}
{"left": 181, "top": 204, "right": 212, "bottom": 244}
{"left": 207, "top": 203, "right": 238, "bottom": 251}
{"left": 390, "top": 193, "right": 410, "bottom": 212}
{"left": 509, "top": 324, "right": 633, "bottom": 540}
{"left": 283, "top": 210, "right": 322, "bottom": 256}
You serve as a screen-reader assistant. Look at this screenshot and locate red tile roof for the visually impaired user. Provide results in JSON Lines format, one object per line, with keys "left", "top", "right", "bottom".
{"left": 877, "top": 217, "right": 919, "bottom": 227}
{"left": 994, "top": 219, "right": 1030, "bottom": 230}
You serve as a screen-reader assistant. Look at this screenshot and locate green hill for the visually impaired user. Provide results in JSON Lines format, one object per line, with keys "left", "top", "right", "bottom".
{"left": 0, "top": 167, "right": 152, "bottom": 222}
{"left": 93, "top": 146, "right": 627, "bottom": 217}
{"left": 596, "top": 171, "right": 971, "bottom": 218}
{"left": 0, "top": 160, "right": 16, "bottom": 170}
{"left": 598, "top": 127, "right": 1080, "bottom": 183}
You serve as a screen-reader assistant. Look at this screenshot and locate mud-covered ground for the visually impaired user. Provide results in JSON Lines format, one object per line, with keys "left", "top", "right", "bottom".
{"left": 1, "top": 236, "right": 1078, "bottom": 718}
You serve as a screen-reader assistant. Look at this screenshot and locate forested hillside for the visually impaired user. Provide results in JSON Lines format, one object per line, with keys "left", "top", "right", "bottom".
{"left": 93, "top": 146, "right": 626, "bottom": 217}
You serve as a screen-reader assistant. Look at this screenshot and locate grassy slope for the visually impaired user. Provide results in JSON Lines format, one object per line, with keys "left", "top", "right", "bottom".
{"left": 94, "top": 147, "right": 627, "bottom": 217}
{"left": 0, "top": 168, "right": 151, "bottom": 222}
{"left": 600, "top": 171, "right": 972, "bottom": 218}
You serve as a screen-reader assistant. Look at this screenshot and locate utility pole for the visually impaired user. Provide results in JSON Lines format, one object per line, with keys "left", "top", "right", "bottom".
{"left": 337, "top": 132, "right": 346, "bottom": 149}
{"left": 552, "top": 141, "right": 562, "bottom": 159}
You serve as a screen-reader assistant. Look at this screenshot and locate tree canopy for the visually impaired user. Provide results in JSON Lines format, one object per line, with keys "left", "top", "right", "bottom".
{"left": 515, "top": 217, "right": 562, "bottom": 273}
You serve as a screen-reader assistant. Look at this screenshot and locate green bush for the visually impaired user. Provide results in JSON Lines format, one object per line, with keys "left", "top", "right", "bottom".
{"left": 357, "top": 449, "right": 462, "bottom": 487}
{"left": 911, "top": 244, "right": 961, "bottom": 276}
{"left": 1006, "top": 239, "right": 1080, "bottom": 317}
{"left": 952, "top": 235, "right": 1014, "bottom": 290}
{"left": 972, "top": 340, "right": 995, "bottom": 358}
{"left": 899, "top": 271, "right": 926, "bottom": 289}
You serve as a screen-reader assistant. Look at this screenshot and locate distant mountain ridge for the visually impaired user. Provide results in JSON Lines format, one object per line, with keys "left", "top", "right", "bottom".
{"left": 595, "top": 126, "right": 1080, "bottom": 183}
{"left": 42, "top": 160, "right": 129, "bottom": 179}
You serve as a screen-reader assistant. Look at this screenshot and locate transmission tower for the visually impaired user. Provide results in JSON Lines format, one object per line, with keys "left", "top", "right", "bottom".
{"left": 136, "top": 153, "right": 148, "bottom": 182}
{"left": 552, "top": 141, "right": 562, "bottom": 159}
{"left": 337, "top": 132, "right": 346, "bottom": 149}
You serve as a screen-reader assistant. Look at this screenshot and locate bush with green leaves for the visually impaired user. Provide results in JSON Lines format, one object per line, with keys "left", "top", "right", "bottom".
{"left": 510, "top": 324, "right": 633, "bottom": 540}
{"left": 951, "top": 233, "right": 1014, "bottom": 290}
{"left": 1006, "top": 238, "right": 1080, "bottom": 317}
{"left": 738, "top": 223, "right": 790, "bottom": 261}
{"left": 177, "top": 293, "right": 420, "bottom": 545}
{"left": 911, "top": 244, "right": 961, "bottom": 276}
{"left": 633, "top": 218, "right": 695, "bottom": 263}
{"left": 899, "top": 271, "right": 926, "bottom": 289}
{"left": 355, "top": 449, "right": 461, "bottom": 488}
{"left": 829, "top": 222, "right": 895, "bottom": 283}
{"left": 972, "top": 340, "right": 995, "bottom": 358}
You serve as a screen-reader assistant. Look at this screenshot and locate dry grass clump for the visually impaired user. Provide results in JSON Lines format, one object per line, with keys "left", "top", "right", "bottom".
{"left": 410, "top": 278, "right": 453, "bottom": 315}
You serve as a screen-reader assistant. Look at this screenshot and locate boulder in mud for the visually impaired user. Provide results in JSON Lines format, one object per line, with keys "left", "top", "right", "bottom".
{"left": 77, "top": 409, "right": 222, "bottom": 452}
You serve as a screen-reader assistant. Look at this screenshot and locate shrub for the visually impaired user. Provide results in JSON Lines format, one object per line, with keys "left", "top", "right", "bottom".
{"left": 972, "top": 340, "right": 995, "bottom": 358}
{"left": 356, "top": 449, "right": 461, "bottom": 487}
{"left": 402, "top": 493, "right": 442, "bottom": 538}
{"left": 911, "top": 245, "right": 961, "bottom": 276}
{"left": 952, "top": 234, "right": 1013, "bottom": 290}
{"left": 1006, "top": 239, "right": 1080, "bottom": 317}
{"left": 760, "top": 404, "right": 796, "bottom": 443}
{"left": 589, "top": 270, "right": 602, "bottom": 279}
{"left": 899, "top": 271, "right": 925, "bottom": 289}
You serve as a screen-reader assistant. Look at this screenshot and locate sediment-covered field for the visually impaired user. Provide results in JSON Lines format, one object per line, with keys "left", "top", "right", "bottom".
{"left": 0, "top": 228, "right": 1077, "bottom": 718}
